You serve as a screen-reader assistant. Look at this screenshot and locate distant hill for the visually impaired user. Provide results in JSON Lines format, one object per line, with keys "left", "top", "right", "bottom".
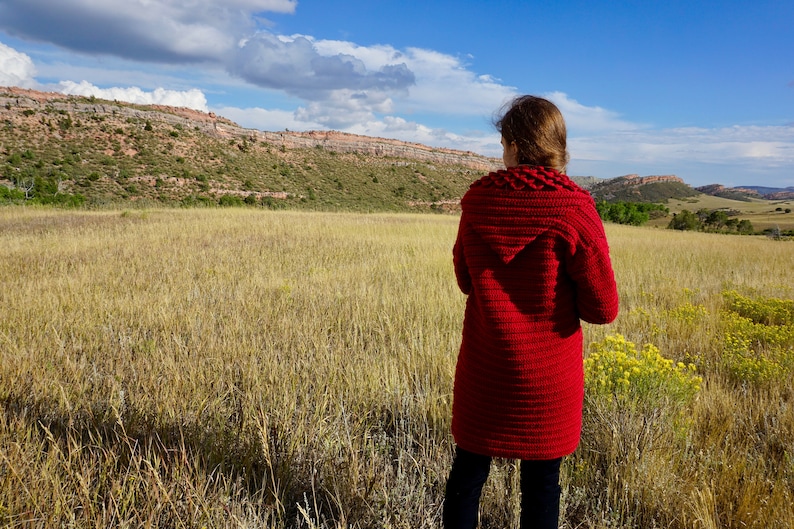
{"left": 588, "top": 174, "right": 699, "bottom": 203}
{"left": 696, "top": 184, "right": 794, "bottom": 201}
{"left": 734, "top": 185, "right": 794, "bottom": 200}
{"left": 695, "top": 184, "right": 757, "bottom": 202}
{"left": 569, "top": 176, "right": 605, "bottom": 190}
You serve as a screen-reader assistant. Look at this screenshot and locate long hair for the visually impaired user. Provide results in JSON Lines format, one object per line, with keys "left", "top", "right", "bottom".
{"left": 494, "top": 95, "right": 569, "bottom": 172}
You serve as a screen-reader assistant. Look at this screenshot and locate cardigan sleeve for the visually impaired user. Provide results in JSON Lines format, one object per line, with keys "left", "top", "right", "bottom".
{"left": 453, "top": 221, "right": 472, "bottom": 295}
{"left": 566, "top": 211, "right": 619, "bottom": 325}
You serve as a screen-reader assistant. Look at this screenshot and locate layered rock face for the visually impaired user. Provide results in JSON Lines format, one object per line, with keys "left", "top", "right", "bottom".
{"left": 219, "top": 127, "right": 501, "bottom": 171}
{"left": 621, "top": 174, "right": 684, "bottom": 185}
{"left": 1, "top": 87, "right": 500, "bottom": 172}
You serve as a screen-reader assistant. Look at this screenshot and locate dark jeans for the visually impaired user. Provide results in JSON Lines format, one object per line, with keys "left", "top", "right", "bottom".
{"left": 443, "top": 446, "right": 562, "bottom": 529}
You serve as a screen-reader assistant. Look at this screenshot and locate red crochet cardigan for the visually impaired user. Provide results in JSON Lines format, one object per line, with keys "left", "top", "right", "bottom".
{"left": 452, "top": 165, "right": 619, "bottom": 460}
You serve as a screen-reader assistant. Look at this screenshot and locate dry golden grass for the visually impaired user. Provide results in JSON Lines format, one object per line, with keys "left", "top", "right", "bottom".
{"left": 1, "top": 207, "right": 792, "bottom": 528}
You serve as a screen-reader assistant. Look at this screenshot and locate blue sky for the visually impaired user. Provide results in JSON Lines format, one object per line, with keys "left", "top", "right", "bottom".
{"left": 0, "top": 0, "right": 792, "bottom": 187}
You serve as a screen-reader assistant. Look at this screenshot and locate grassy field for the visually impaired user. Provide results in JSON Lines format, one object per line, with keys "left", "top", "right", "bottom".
{"left": 648, "top": 194, "right": 794, "bottom": 231}
{"left": 1, "top": 207, "right": 792, "bottom": 528}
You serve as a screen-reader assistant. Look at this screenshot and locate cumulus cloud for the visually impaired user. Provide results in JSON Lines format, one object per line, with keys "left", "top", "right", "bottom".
{"left": 228, "top": 36, "right": 516, "bottom": 128}
{"left": 344, "top": 115, "right": 498, "bottom": 155}
{"left": 393, "top": 47, "right": 516, "bottom": 116}
{"left": 307, "top": 40, "right": 516, "bottom": 116}
{"left": 293, "top": 89, "right": 397, "bottom": 129}
{"left": 0, "top": 0, "right": 296, "bottom": 62}
{"left": 566, "top": 121, "right": 794, "bottom": 185}
{"left": 59, "top": 80, "right": 208, "bottom": 111}
{"left": 570, "top": 124, "right": 794, "bottom": 167}
{"left": 0, "top": 41, "right": 36, "bottom": 88}
{"left": 0, "top": 1, "right": 512, "bottom": 125}
{"left": 231, "top": 33, "right": 415, "bottom": 100}
{"left": 213, "top": 105, "right": 320, "bottom": 132}
{"left": 544, "top": 91, "right": 642, "bottom": 134}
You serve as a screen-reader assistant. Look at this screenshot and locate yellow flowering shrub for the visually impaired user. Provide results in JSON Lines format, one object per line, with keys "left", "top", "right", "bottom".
{"left": 585, "top": 334, "right": 702, "bottom": 408}
{"left": 664, "top": 302, "right": 708, "bottom": 325}
{"left": 720, "top": 291, "right": 794, "bottom": 385}
{"left": 723, "top": 290, "right": 794, "bottom": 326}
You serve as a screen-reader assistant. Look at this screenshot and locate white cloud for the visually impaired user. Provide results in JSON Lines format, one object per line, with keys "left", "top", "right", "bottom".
{"left": 229, "top": 35, "right": 517, "bottom": 129}
{"left": 343, "top": 115, "right": 498, "bottom": 155}
{"left": 309, "top": 40, "right": 515, "bottom": 116}
{"left": 566, "top": 122, "right": 794, "bottom": 185}
{"left": 231, "top": 33, "right": 415, "bottom": 102}
{"left": 395, "top": 47, "right": 516, "bottom": 116}
{"left": 0, "top": 41, "right": 36, "bottom": 88}
{"left": 544, "top": 91, "right": 642, "bottom": 134}
{"left": 213, "top": 105, "right": 320, "bottom": 132}
{"left": 570, "top": 125, "right": 794, "bottom": 167}
{"left": 0, "top": 0, "right": 297, "bottom": 62}
{"left": 294, "top": 90, "right": 397, "bottom": 129}
{"left": 0, "top": 1, "right": 513, "bottom": 125}
{"left": 58, "top": 80, "right": 208, "bottom": 111}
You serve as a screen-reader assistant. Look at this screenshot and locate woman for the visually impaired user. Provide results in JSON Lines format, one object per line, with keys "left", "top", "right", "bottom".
{"left": 445, "top": 95, "right": 619, "bottom": 529}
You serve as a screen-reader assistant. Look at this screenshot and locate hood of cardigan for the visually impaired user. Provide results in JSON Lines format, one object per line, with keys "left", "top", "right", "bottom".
{"left": 460, "top": 166, "right": 594, "bottom": 265}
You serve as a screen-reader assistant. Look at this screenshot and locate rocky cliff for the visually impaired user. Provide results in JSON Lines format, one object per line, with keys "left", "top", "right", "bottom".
{"left": 1, "top": 87, "right": 500, "bottom": 172}
{"left": 621, "top": 174, "right": 685, "bottom": 185}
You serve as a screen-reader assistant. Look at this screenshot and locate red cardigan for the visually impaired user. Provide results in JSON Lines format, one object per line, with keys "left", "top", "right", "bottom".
{"left": 452, "top": 165, "right": 619, "bottom": 460}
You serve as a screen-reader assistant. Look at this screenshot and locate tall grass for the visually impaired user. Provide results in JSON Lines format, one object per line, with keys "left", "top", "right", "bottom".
{"left": 1, "top": 207, "right": 792, "bottom": 528}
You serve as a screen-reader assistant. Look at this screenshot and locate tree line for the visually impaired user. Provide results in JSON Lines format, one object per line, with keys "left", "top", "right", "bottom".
{"left": 595, "top": 201, "right": 668, "bottom": 226}
{"left": 596, "top": 201, "right": 763, "bottom": 236}
{"left": 667, "top": 208, "right": 754, "bottom": 234}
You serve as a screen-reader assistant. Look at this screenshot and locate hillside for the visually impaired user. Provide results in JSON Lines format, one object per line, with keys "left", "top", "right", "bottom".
{"left": 1, "top": 88, "right": 500, "bottom": 211}
{"left": 588, "top": 174, "right": 700, "bottom": 203}
{"left": 697, "top": 184, "right": 794, "bottom": 201}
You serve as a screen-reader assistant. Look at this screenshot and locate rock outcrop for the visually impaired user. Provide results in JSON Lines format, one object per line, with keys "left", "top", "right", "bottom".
{"left": 697, "top": 183, "right": 763, "bottom": 201}
{"left": 1, "top": 87, "right": 500, "bottom": 172}
{"left": 621, "top": 174, "right": 684, "bottom": 185}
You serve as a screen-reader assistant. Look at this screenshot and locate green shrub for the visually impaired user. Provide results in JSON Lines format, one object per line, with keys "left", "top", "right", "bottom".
{"left": 668, "top": 209, "right": 699, "bottom": 231}
{"left": 219, "top": 194, "right": 244, "bottom": 207}
{"left": 0, "top": 185, "right": 25, "bottom": 201}
{"left": 38, "top": 193, "right": 86, "bottom": 208}
{"left": 180, "top": 195, "right": 215, "bottom": 207}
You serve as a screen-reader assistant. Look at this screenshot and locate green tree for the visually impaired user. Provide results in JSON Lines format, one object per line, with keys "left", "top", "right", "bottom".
{"left": 737, "top": 219, "right": 754, "bottom": 235}
{"left": 668, "top": 210, "right": 699, "bottom": 231}
{"left": 705, "top": 210, "right": 729, "bottom": 229}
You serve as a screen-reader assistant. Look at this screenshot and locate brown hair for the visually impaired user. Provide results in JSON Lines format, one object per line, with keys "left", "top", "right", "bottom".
{"left": 495, "top": 95, "right": 569, "bottom": 172}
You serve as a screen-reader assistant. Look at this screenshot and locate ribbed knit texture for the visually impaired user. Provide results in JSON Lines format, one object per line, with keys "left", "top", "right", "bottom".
{"left": 452, "top": 165, "right": 619, "bottom": 460}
